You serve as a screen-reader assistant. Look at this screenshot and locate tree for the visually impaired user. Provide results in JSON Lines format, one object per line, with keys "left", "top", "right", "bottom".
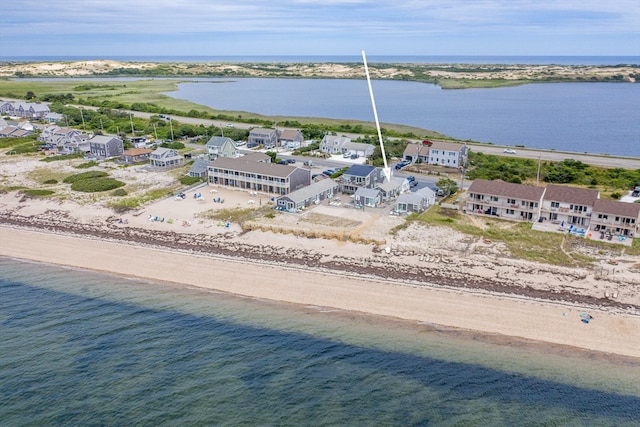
{"left": 25, "top": 91, "right": 36, "bottom": 100}
{"left": 436, "top": 177, "right": 458, "bottom": 196}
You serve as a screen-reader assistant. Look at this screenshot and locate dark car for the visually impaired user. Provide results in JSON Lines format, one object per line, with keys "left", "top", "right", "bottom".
{"left": 322, "top": 169, "right": 336, "bottom": 176}
{"left": 407, "top": 175, "right": 416, "bottom": 182}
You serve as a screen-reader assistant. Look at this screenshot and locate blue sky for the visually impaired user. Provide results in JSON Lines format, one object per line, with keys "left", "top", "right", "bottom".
{"left": 1, "top": 0, "right": 639, "bottom": 57}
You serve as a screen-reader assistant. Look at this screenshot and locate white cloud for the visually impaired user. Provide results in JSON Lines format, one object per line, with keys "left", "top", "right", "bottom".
{"left": 1, "top": 0, "right": 638, "bottom": 56}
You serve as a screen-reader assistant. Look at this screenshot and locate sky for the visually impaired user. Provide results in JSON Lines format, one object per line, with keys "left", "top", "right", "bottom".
{"left": 1, "top": 0, "right": 639, "bottom": 58}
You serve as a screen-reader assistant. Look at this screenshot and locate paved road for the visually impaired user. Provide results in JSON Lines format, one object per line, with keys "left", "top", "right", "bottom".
{"left": 468, "top": 144, "right": 640, "bottom": 169}
{"left": 88, "top": 106, "right": 640, "bottom": 170}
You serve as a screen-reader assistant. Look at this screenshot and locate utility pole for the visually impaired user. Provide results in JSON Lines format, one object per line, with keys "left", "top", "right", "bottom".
{"left": 169, "top": 117, "right": 174, "bottom": 141}
{"left": 129, "top": 113, "right": 135, "bottom": 135}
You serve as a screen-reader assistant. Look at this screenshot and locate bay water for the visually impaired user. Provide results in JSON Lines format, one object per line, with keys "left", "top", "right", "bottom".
{"left": 168, "top": 79, "right": 640, "bottom": 157}
{"left": 1, "top": 257, "right": 639, "bottom": 426}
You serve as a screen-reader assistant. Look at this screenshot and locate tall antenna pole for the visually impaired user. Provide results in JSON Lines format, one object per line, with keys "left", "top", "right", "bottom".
{"left": 362, "top": 50, "right": 390, "bottom": 182}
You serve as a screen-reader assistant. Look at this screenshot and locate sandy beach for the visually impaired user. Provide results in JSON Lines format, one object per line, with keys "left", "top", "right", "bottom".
{"left": 1, "top": 181, "right": 639, "bottom": 358}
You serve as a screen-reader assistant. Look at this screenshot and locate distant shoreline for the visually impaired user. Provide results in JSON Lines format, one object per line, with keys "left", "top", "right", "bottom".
{"left": 1, "top": 59, "right": 637, "bottom": 89}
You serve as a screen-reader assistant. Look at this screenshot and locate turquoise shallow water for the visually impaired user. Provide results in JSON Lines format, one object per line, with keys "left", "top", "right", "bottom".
{"left": 1, "top": 257, "right": 639, "bottom": 426}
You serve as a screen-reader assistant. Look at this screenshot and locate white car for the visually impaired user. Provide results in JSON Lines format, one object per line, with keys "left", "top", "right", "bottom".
{"left": 503, "top": 149, "right": 516, "bottom": 154}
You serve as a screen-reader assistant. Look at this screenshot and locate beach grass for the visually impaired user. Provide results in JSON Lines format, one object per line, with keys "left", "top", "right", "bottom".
{"left": 409, "top": 205, "right": 600, "bottom": 267}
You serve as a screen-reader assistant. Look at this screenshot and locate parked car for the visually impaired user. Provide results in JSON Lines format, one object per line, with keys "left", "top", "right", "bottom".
{"left": 285, "top": 158, "right": 295, "bottom": 164}
{"left": 395, "top": 161, "right": 409, "bottom": 170}
{"left": 322, "top": 169, "right": 336, "bottom": 176}
{"left": 407, "top": 175, "right": 416, "bottom": 183}
{"left": 303, "top": 160, "right": 313, "bottom": 166}
{"left": 350, "top": 153, "right": 359, "bottom": 159}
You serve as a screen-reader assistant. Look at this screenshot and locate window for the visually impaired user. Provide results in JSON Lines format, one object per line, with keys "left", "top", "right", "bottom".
{"left": 551, "top": 201, "right": 560, "bottom": 208}
{"left": 508, "top": 198, "right": 516, "bottom": 204}
{"left": 506, "top": 209, "right": 515, "bottom": 215}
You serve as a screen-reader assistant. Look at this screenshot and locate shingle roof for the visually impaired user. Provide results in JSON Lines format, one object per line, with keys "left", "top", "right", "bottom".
{"left": 279, "top": 179, "right": 338, "bottom": 204}
{"left": 206, "top": 136, "right": 234, "bottom": 147}
{"left": 544, "top": 184, "right": 599, "bottom": 206}
{"left": 210, "top": 156, "right": 297, "bottom": 178}
{"left": 467, "top": 179, "right": 545, "bottom": 201}
{"left": 593, "top": 199, "right": 640, "bottom": 219}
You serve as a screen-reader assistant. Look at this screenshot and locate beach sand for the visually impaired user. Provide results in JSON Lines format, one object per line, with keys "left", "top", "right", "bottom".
{"left": 1, "top": 182, "right": 639, "bottom": 358}
{"left": 2, "top": 225, "right": 639, "bottom": 358}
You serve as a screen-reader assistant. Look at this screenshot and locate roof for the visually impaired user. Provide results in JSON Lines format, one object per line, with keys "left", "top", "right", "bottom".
{"left": 592, "top": 199, "right": 640, "bottom": 219}
{"left": 123, "top": 148, "right": 152, "bottom": 156}
{"left": 210, "top": 156, "right": 298, "bottom": 178}
{"left": 342, "top": 141, "right": 373, "bottom": 152}
{"left": 89, "top": 134, "right": 121, "bottom": 144}
{"left": 279, "top": 179, "right": 338, "bottom": 204}
{"left": 467, "top": 179, "right": 545, "bottom": 201}
{"left": 239, "top": 152, "right": 270, "bottom": 162}
{"left": 429, "top": 141, "right": 467, "bottom": 152}
{"left": 279, "top": 129, "right": 301, "bottom": 140}
{"left": 377, "top": 177, "right": 404, "bottom": 192}
{"left": 404, "top": 141, "right": 466, "bottom": 156}
{"left": 189, "top": 158, "right": 209, "bottom": 174}
{"left": 397, "top": 192, "right": 426, "bottom": 205}
{"left": 206, "top": 136, "right": 234, "bottom": 147}
{"left": 544, "top": 184, "right": 599, "bottom": 206}
{"left": 344, "top": 164, "right": 376, "bottom": 177}
{"left": 355, "top": 187, "right": 381, "bottom": 197}
{"left": 249, "top": 127, "right": 276, "bottom": 135}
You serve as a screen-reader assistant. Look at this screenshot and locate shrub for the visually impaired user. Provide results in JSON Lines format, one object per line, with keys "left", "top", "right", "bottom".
{"left": 22, "top": 189, "right": 55, "bottom": 197}
{"left": 63, "top": 171, "right": 109, "bottom": 184}
{"left": 42, "top": 179, "right": 58, "bottom": 184}
{"left": 71, "top": 178, "right": 125, "bottom": 192}
{"left": 76, "top": 161, "right": 98, "bottom": 169}
{"left": 111, "top": 188, "right": 128, "bottom": 197}
{"left": 179, "top": 175, "right": 202, "bottom": 185}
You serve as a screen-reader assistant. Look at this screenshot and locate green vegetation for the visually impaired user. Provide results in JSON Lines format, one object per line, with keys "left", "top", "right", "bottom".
{"left": 407, "top": 205, "right": 597, "bottom": 267}
{"left": 106, "top": 188, "right": 173, "bottom": 212}
{"left": 40, "top": 153, "right": 84, "bottom": 162}
{"left": 179, "top": 175, "right": 203, "bottom": 186}
{"left": 196, "top": 206, "right": 274, "bottom": 226}
{"left": 466, "top": 152, "right": 640, "bottom": 191}
{"left": 21, "top": 189, "right": 55, "bottom": 198}
{"left": 62, "top": 170, "right": 125, "bottom": 193}
{"left": 0, "top": 136, "right": 40, "bottom": 155}
{"left": 75, "top": 161, "right": 98, "bottom": 169}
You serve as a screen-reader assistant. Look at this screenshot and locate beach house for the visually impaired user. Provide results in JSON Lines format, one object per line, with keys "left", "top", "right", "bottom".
{"left": 88, "top": 135, "right": 124, "bottom": 159}
{"left": 466, "top": 179, "right": 545, "bottom": 221}
{"left": 149, "top": 147, "right": 183, "bottom": 168}
{"left": 276, "top": 179, "right": 339, "bottom": 212}
{"left": 539, "top": 184, "right": 599, "bottom": 228}
{"left": 339, "top": 164, "right": 386, "bottom": 194}
{"left": 589, "top": 199, "right": 640, "bottom": 242}
{"left": 207, "top": 157, "right": 310, "bottom": 195}
{"left": 206, "top": 136, "right": 238, "bottom": 160}
{"left": 278, "top": 129, "right": 304, "bottom": 150}
{"left": 247, "top": 128, "right": 278, "bottom": 149}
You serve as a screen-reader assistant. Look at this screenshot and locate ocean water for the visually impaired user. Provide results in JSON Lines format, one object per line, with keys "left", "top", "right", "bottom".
{"left": 3, "top": 55, "right": 638, "bottom": 65}
{"left": 1, "top": 257, "right": 639, "bottom": 426}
